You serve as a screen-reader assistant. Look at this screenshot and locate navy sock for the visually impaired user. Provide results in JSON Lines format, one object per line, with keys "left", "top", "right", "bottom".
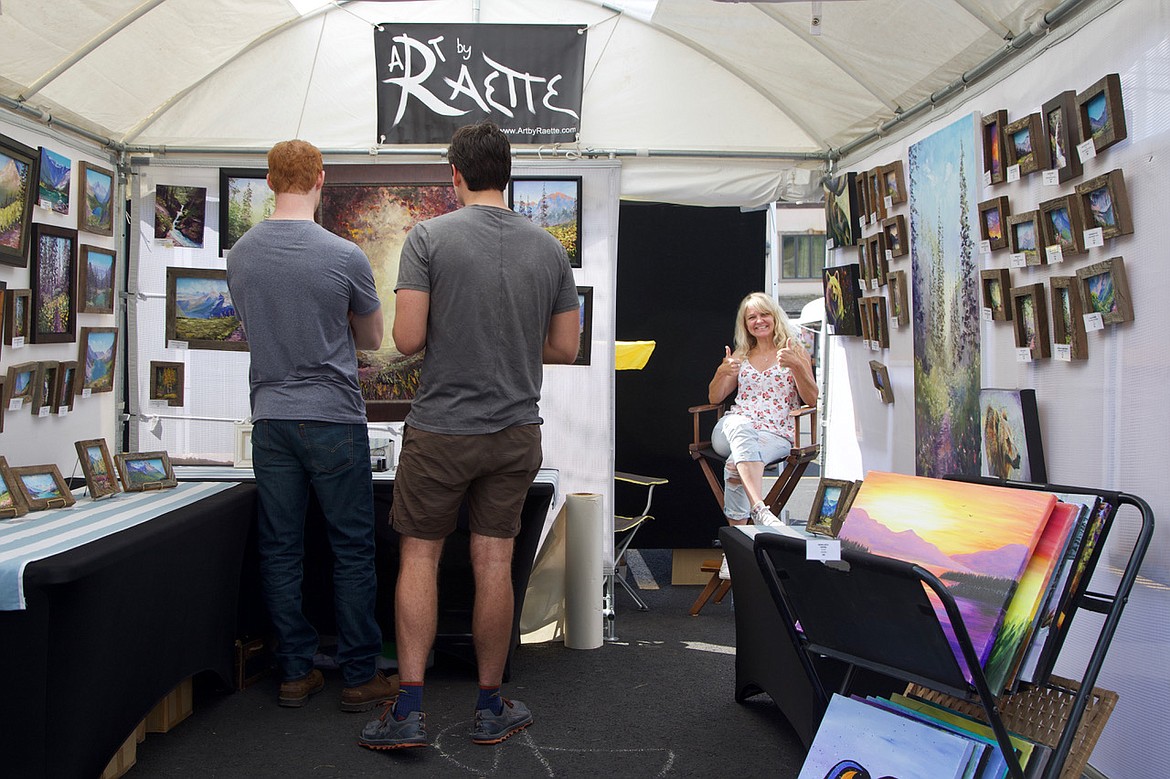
{"left": 393, "top": 682, "right": 424, "bottom": 720}
{"left": 477, "top": 685, "right": 503, "bottom": 715}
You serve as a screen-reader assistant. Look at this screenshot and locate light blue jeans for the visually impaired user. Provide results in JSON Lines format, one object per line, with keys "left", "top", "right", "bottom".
{"left": 711, "top": 413, "right": 793, "bottom": 521}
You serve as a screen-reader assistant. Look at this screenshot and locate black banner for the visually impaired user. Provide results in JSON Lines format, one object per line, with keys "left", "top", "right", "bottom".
{"left": 373, "top": 23, "right": 586, "bottom": 145}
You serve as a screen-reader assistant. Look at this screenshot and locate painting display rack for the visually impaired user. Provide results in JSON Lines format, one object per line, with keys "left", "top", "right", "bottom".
{"left": 753, "top": 477, "right": 1153, "bottom": 779}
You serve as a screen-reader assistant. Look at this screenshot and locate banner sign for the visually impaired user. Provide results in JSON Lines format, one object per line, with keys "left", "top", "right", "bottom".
{"left": 374, "top": 23, "right": 586, "bottom": 145}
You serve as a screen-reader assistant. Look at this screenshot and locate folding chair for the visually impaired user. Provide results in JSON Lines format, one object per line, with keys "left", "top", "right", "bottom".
{"left": 604, "top": 471, "right": 668, "bottom": 640}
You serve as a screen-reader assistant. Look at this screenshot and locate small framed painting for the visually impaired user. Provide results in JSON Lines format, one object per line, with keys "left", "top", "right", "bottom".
{"left": 4, "top": 288, "right": 32, "bottom": 345}
{"left": 165, "top": 267, "right": 247, "bottom": 351}
{"left": 856, "top": 239, "right": 871, "bottom": 289}
{"left": 149, "top": 360, "right": 185, "bottom": 406}
{"left": 0, "top": 455, "right": 31, "bottom": 518}
{"left": 807, "top": 478, "right": 859, "bottom": 537}
{"left": 881, "top": 214, "right": 907, "bottom": 258}
{"left": 74, "top": 438, "right": 121, "bottom": 499}
{"left": 1011, "top": 283, "right": 1051, "bottom": 360}
{"left": 77, "top": 326, "right": 119, "bottom": 394}
{"left": 855, "top": 167, "right": 871, "bottom": 222}
{"left": 1075, "top": 169, "right": 1133, "bottom": 240}
{"left": 866, "top": 168, "right": 886, "bottom": 221}
{"left": 1038, "top": 195, "right": 1086, "bottom": 257}
{"left": 155, "top": 184, "right": 208, "bottom": 248}
{"left": 887, "top": 269, "right": 909, "bottom": 327}
{"left": 1077, "top": 73, "right": 1127, "bottom": 154}
{"left": 1042, "top": 90, "right": 1083, "bottom": 183}
{"left": 234, "top": 422, "right": 254, "bottom": 468}
{"left": 869, "top": 295, "right": 889, "bottom": 349}
{"left": 37, "top": 147, "right": 71, "bottom": 214}
{"left": 1050, "top": 276, "right": 1088, "bottom": 360}
{"left": 30, "top": 223, "right": 78, "bottom": 344}
{"left": 869, "top": 360, "right": 894, "bottom": 405}
{"left": 79, "top": 161, "right": 115, "bottom": 236}
{"left": 981, "top": 268, "right": 1012, "bottom": 321}
{"left": 115, "top": 451, "right": 178, "bottom": 492}
{"left": 823, "top": 263, "right": 862, "bottom": 337}
{"left": 867, "top": 232, "right": 888, "bottom": 287}
{"left": 0, "top": 377, "right": 5, "bottom": 433}
{"left": 79, "top": 244, "right": 116, "bottom": 314}
{"left": 509, "top": 177, "right": 582, "bottom": 268}
{"left": 981, "top": 110, "right": 1009, "bottom": 185}
{"left": 1004, "top": 113, "right": 1051, "bottom": 176}
{"left": 879, "top": 160, "right": 906, "bottom": 206}
{"left": 0, "top": 133, "right": 39, "bottom": 267}
{"left": 55, "top": 360, "right": 78, "bottom": 412}
{"left": 574, "top": 286, "right": 593, "bottom": 366}
{"left": 978, "top": 196, "right": 1011, "bottom": 252}
{"left": 219, "top": 168, "right": 274, "bottom": 255}
{"left": 857, "top": 295, "right": 873, "bottom": 343}
{"left": 30, "top": 361, "right": 59, "bottom": 416}
{"left": 10, "top": 463, "right": 75, "bottom": 510}
{"left": 1076, "top": 257, "right": 1133, "bottom": 326}
{"left": 1007, "top": 211, "right": 1043, "bottom": 266}
{"left": 5, "top": 361, "right": 38, "bottom": 410}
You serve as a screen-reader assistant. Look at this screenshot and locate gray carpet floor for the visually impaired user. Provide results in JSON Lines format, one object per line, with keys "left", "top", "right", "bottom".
{"left": 129, "top": 548, "right": 808, "bottom": 778}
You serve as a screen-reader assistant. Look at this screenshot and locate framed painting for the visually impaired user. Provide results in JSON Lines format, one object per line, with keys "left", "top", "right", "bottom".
{"left": 165, "top": 267, "right": 247, "bottom": 351}
{"left": 867, "top": 232, "right": 888, "bottom": 288}
{"left": 978, "top": 196, "right": 1010, "bottom": 252}
{"left": 4, "top": 288, "right": 32, "bottom": 345}
{"left": 0, "top": 455, "right": 30, "bottom": 518}
{"left": 1038, "top": 195, "right": 1086, "bottom": 257}
{"left": 29, "top": 223, "right": 78, "bottom": 344}
{"left": 234, "top": 423, "right": 254, "bottom": 468}
{"left": 219, "top": 168, "right": 274, "bottom": 255}
{"left": 806, "top": 478, "right": 858, "bottom": 537}
{"left": 1077, "top": 73, "right": 1127, "bottom": 154}
{"left": 1007, "top": 210, "right": 1043, "bottom": 266}
{"left": 574, "top": 286, "right": 593, "bottom": 366}
{"left": 1011, "top": 283, "right": 1051, "bottom": 360}
{"left": 1004, "top": 112, "right": 1051, "bottom": 176}
{"left": 0, "top": 279, "right": 4, "bottom": 360}
{"left": 0, "top": 132, "right": 38, "bottom": 267}
{"left": 881, "top": 214, "right": 907, "bottom": 258}
{"left": 1075, "top": 168, "right": 1133, "bottom": 240}
{"left": 37, "top": 147, "right": 71, "bottom": 214}
{"left": 981, "top": 268, "right": 1012, "bottom": 321}
{"left": 1042, "top": 90, "right": 1083, "bottom": 184}
{"left": 980, "top": 388, "right": 1046, "bottom": 482}
{"left": 79, "top": 244, "right": 116, "bottom": 314}
{"left": 55, "top": 360, "right": 78, "bottom": 412}
{"left": 1076, "top": 256, "right": 1133, "bottom": 325}
{"left": 824, "top": 172, "right": 860, "bottom": 248}
{"left": 981, "top": 110, "right": 1009, "bottom": 185}
{"left": 5, "top": 361, "right": 38, "bottom": 410}
{"left": 115, "top": 451, "right": 177, "bottom": 492}
{"left": 869, "top": 295, "right": 889, "bottom": 349}
{"left": 857, "top": 294, "right": 873, "bottom": 344}
{"left": 879, "top": 160, "right": 906, "bottom": 207}
{"left": 74, "top": 438, "right": 120, "bottom": 499}
{"left": 510, "top": 177, "right": 581, "bottom": 268}
{"left": 10, "top": 463, "right": 75, "bottom": 510}
{"left": 869, "top": 360, "right": 894, "bottom": 404}
{"left": 1050, "top": 276, "right": 1088, "bottom": 360}
{"left": 30, "top": 361, "right": 59, "bottom": 416}
{"left": 79, "top": 161, "right": 114, "bottom": 236}
{"left": 77, "top": 326, "right": 118, "bottom": 394}
{"left": 855, "top": 167, "right": 871, "bottom": 224}
{"left": 0, "top": 377, "right": 4, "bottom": 433}
{"left": 887, "top": 269, "right": 909, "bottom": 327}
{"left": 149, "top": 360, "right": 185, "bottom": 406}
{"left": 154, "top": 184, "right": 207, "bottom": 248}
{"left": 866, "top": 167, "right": 886, "bottom": 222}
{"left": 856, "top": 238, "right": 871, "bottom": 289}
{"left": 319, "top": 164, "right": 460, "bottom": 422}
{"left": 823, "top": 263, "right": 862, "bottom": 336}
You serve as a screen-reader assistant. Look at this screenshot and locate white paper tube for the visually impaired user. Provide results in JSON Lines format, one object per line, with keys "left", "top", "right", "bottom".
{"left": 564, "top": 492, "right": 604, "bottom": 650}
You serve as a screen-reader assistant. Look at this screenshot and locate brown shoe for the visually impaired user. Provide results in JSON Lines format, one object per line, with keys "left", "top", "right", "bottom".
{"left": 340, "top": 671, "right": 400, "bottom": 713}
{"left": 279, "top": 669, "right": 325, "bottom": 708}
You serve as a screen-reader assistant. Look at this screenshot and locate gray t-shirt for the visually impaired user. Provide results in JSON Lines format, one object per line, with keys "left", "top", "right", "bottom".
{"left": 396, "top": 204, "right": 578, "bottom": 435}
{"left": 226, "top": 219, "right": 380, "bottom": 424}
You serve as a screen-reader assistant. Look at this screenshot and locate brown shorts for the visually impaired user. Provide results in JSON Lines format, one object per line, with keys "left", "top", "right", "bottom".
{"left": 391, "top": 424, "right": 543, "bottom": 540}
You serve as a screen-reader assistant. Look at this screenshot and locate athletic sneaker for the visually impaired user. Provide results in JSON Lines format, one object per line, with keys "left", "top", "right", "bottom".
{"left": 357, "top": 704, "right": 428, "bottom": 750}
{"left": 750, "top": 501, "right": 781, "bottom": 527}
{"left": 718, "top": 555, "right": 731, "bottom": 581}
{"left": 471, "top": 698, "right": 533, "bottom": 745}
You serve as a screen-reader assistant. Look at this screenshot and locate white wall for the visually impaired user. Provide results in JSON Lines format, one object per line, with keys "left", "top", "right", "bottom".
{"left": 822, "top": 2, "right": 1169, "bottom": 775}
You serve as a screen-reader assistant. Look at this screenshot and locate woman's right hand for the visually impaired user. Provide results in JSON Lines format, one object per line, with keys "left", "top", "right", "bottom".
{"left": 709, "top": 345, "right": 741, "bottom": 403}
{"left": 716, "top": 346, "right": 742, "bottom": 380}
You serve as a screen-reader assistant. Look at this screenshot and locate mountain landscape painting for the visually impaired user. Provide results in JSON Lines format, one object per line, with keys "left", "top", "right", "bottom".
{"left": 80, "top": 162, "right": 113, "bottom": 236}
{"left": 122, "top": 456, "right": 168, "bottom": 487}
{"left": 38, "top": 147, "right": 70, "bottom": 214}
{"left": 1, "top": 138, "right": 36, "bottom": 261}
{"left": 166, "top": 268, "right": 246, "bottom": 350}
{"left": 79, "top": 327, "right": 117, "bottom": 392}
{"left": 81, "top": 246, "right": 115, "bottom": 313}
{"left": 510, "top": 177, "right": 581, "bottom": 267}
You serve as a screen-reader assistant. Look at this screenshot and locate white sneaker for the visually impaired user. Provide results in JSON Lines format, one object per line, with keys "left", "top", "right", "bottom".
{"left": 718, "top": 555, "right": 731, "bottom": 581}
{"left": 750, "top": 501, "right": 781, "bottom": 527}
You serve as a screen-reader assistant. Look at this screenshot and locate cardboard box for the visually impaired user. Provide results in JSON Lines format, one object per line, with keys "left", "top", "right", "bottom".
{"left": 145, "top": 677, "right": 193, "bottom": 733}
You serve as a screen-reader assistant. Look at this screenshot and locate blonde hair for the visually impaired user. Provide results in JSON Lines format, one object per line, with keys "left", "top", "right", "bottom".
{"left": 732, "top": 292, "right": 795, "bottom": 358}
{"left": 267, "top": 139, "right": 323, "bottom": 195}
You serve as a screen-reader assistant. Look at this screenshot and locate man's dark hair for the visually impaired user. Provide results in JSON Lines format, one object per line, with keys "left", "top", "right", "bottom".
{"left": 447, "top": 121, "right": 511, "bottom": 192}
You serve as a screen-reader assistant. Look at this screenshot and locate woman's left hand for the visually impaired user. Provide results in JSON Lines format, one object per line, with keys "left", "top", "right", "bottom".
{"left": 777, "top": 337, "right": 808, "bottom": 371}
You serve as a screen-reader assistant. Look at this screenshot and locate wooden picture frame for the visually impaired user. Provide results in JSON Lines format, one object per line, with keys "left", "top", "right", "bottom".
{"left": 823, "top": 263, "right": 863, "bottom": 337}
{"left": 855, "top": 168, "right": 871, "bottom": 225}
{"left": 1077, "top": 73, "right": 1127, "bottom": 154}
{"left": 29, "top": 223, "right": 78, "bottom": 344}
{"left": 858, "top": 294, "right": 873, "bottom": 344}
{"left": 824, "top": 172, "right": 861, "bottom": 248}
{"left": 978, "top": 196, "right": 1011, "bottom": 252}
{"left": 149, "top": 360, "right": 185, "bottom": 406}
{"left": 0, "top": 455, "right": 31, "bottom": 518}
{"left": 55, "top": 360, "right": 78, "bottom": 413}
{"left": 78, "top": 244, "right": 116, "bottom": 314}
{"left": 0, "top": 376, "right": 5, "bottom": 434}
{"left": 867, "top": 232, "right": 888, "bottom": 288}
{"left": 1004, "top": 112, "right": 1051, "bottom": 176}
{"left": 879, "top": 160, "right": 906, "bottom": 207}
{"left": 4, "top": 288, "right": 32, "bottom": 346}
{"left": 77, "top": 326, "right": 118, "bottom": 394}
{"left": 574, "top": 286, "right": 593, "bottom": 366}
{"left": 1007, "top": 210, "right": 1043, "bottom": 266}
{"left": 30, "top": 361, "right": 59, "bottom": 416}
{"left": 981, "top": 110, "right": 1009, "bottom": 185}
{"left": 1011, "top": 283, "right": 1051, "bottom": 359}
{"left": 0, "top": 133, "right": 39, "bottom": 267}
{"left": 219, "top": 168, "right": 273, "bottom": 256}
{"left": 1038, "top": 195, "right": 1086, "bottom": 258}
{"left": 0, "top": 279, "right": 5, "bottom": 360}
{"left": 510, "top": 177, "right": 582, "bottom": 268}
{"left": 234, "top": 423, "right": 254, "bottom": 468}
{"left": 79, "top": 161, "right": 115, "bottom": 236}
{"left": 10, "top": 463, "right": 75, "bottom": 510}
{"left": 1076, "top": 257, "right": 1133, "bottom": 326}
{"left": 869, "top": 360, "right": 894, "bottom": 405}
{"left": 1043, "top": 90, "right": 1083, "bottom": 184}
{"left": 1050, "top": 276, "right": 1088, "bottom": 360}
{"left": 5, "top": 361, "right": 38, "bottom": 411}
{"left": 807, "top": 478, "right": 859, "bottom": 537}
{"left": 866, "top": 167, "right": 886, "bottom": 222}
{"left": 1075, "top": 169, "right": 1133, "bottom": 241}
{"left": 154, "top": 184, "right": 207, "bottom": 248}
{"left": 869, "top": 295, "right": 890, "bottom": 348}
{"left": 165, "top": 267, "right": 247, "bottom": 351}
{"left": 981, "top": 268, "right": 1012, "bottom": 321}
{"left": 881, "top": 214, "right": 907, "bottom": 259}
{"left": 115, "top": 451, "right": 178, "bottom": 492}
{"left": 74, "top": 438, "right": 121, "bottom": 499}
{"left": 887, "top": 269, "right": 909, "bottom": 327}
{"left": 856, "top": 239, "right": 871, "bottom": 290}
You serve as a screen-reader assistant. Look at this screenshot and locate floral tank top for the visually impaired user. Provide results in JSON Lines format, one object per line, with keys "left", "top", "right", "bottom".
{"left": 726, "top": 358, "right": 799, "bottom": 442}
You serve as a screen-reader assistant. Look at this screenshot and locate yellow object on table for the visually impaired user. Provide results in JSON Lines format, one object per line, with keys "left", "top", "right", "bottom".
{"left": 615, "top": 340, "right": 656, "bottom": 371}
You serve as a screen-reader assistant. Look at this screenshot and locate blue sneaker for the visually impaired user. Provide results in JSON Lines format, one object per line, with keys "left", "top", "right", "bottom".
{"left": 357, "top": 704, "right": 428, "bottom": 750}
{"left": 471, "top": 698, "right": 533, "bottom": 745}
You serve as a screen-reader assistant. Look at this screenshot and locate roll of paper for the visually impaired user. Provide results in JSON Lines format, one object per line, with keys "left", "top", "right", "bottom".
{"left": 564, "top": 492, "right": 604, "bottom": 649}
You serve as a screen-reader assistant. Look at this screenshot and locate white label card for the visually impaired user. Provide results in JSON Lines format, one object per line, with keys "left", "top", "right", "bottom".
{"left": 1084, "top": 312, "right": 1105, "bottom": 332}
{"left": 1055, "top": 344, "right": 1072, "bottom": 362}
{"left": 1084, "top": 227, "right": 1104, "bottom": 249}
{"left": 871, "top": 279, "right": 880, "bottom": 291}
{"left": 1042, "top": 169, "right": 1060, "bottom": 186}
{"left": 1077, "top": 139, "right": 1097, "bottom": 162}
{"left": 983, "top": 170, "right": 992, "bottom": 188}
{"left": 168, "top": 339, "right": 189, "bottom": 350}
{"left": 1016, "top": 347, "right": 1033, "bottom": 363}
{"left": 807, "top": 538, "right": 842, "bottom": 562}
{"left": 11, "top": 337, "right": 24, "bottom": 348}
{"left": 8, "top": 398, "right": 22, "bottom": 412}
{"left": 884, "top": 195, "right": 893, "bottom": 211}
{"left": 81, "top": 388, "right": 93, "bottom": 399}
{"left": 826, "top": 237, "right": 835, "bottom": 250}
{"left": 1046, "top": 245, "right": 1064, "bottom": 264}
{"left": 148, "top": 398, "right": 170, "bottom": 409}
{"left": 57, "top": 407, "right": 70, "bottom": 417}
{"left": 1010, "top": 252, "right": 1028, "bottom": 268}
{"left": 885, "top": 249, "right": 893, "bottom": 262}
{"left": 863, "top": 340, "right": 873, "bottom": 350}
{"left": 38, "top": 406, "right": 51, "bottom": 418}
{"left": 981, "top": 307, "right": 994, "bottom": 321}
{"left": 1007, "top": 164, "right": 1021, "bottom": 183}
{"left": 979, "top": 239, "right": 992, "bottom": 255}
{"left": 870, "top": 212, "right": 878, "bottom": 225}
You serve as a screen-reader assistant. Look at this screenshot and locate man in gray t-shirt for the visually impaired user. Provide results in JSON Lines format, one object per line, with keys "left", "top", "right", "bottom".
{"left": 226, "top": 139, "right": 397, "bottom": 714}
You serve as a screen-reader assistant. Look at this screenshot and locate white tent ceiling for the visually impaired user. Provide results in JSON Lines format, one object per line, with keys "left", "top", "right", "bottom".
{"left": 0, "top": 0, "right": 1114, "bottom": 205}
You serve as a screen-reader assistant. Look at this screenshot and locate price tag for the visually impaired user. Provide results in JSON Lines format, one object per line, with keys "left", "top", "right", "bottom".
{"left": 826, "top": 237, "right": 835, "bottom": 250}
{"left": 8, "top": 398, "right": 22, "bottom": 412}
{"left": 806, "top": 538, "right": 842, "bottom": 562}
{"left": 1084, "top": 312, "right": 1105, "bottom": 332}
{"left": 11, "top": 336, "right": 24, "bottom": 348}
{"left": 148, "top": 398, "right": 170, "bottom": 409}
{"left": 1046, "top": 245, "right": 1064, "bottom": 264}
{"left": 1055, "top": 344, "right": 1072, "bottom": 362}
{"left": 1084, "top": 227, "right": 1104, "bottom": 249}
{"left": 38, "top": 406, "right": 51, "bottom": 418}
{"left": 168, "top": 339, "right": 189, "bottom": 350}
{"left": 863, "top": 339, "right": 873, "bottom": 350}
{"left": 979, "top": 239, "right": 992, "bottom": 255}
{"left": 81, "top": 388, "right": 93, "bottom": 399}
{"left": 1077, "top": 139, "right": 1097, "bottom": 162}
{"left": 885, "top": 249, "right": 893, "bottom": 262}
{"left": 1016, "top": 347, "right": 1033, "bottom": 363}
{"left": 871, "top": 279, "right": 880, "bottom": 291}
{"left": 983, "top": 170, "right": 992, "bottom": 188}
{"left": 871, "top": 340, "right": 881, "bottom": 352}
{"left": 1042, "top": 169, "right": 1060, "bottom": 186}
{"left": 884, "top": 195, "right": 893, "bottom": 211}
{"left": 826, "top": 323, "right": 836, "bottom": 335}
{"left": 870, "top": 212, "right": 878, "bottom": 225}
{"left": 981, "top": 307, "right": 994, "bottom": 321}
{"left": 1010, "top": 252, "right": 1027, "bottom": 268}
{"left": 57, "top": 407, "right": 70, "bottom": 417}
{"left": 1006, "top": 164, "right": 1021, "bottom": 183}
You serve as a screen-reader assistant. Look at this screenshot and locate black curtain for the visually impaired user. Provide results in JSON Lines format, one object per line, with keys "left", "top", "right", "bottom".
{"left": 615, "top": 202, "right": 765, "bottom": 549}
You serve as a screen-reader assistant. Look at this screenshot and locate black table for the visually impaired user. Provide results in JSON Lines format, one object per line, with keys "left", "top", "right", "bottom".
{"left": 0, "top": 483, "right": 257, "bottom": 779}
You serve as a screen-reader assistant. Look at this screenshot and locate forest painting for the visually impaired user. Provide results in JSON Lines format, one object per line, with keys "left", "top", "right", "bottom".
{"left": 0, "top": 134, "right": 37, "bottom": 265}
{"left": 220, "top": 169, "right": 274, "bottom": 254}
{"left": 510, "top": 177, "right": 581, "bottom": 267}
{"left": 31, "top": 224, "right": 77, "bottom": 344}
{"left": 909, "top": 114, "right": 981, "bottom": 478}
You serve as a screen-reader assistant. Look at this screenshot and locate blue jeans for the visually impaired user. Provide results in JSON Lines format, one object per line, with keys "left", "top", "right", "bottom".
{"left": 251, "top": 419, "right": 381, "bottom": 687}
{"left": 711, "top": 413, "right": 792, "bottom": 521}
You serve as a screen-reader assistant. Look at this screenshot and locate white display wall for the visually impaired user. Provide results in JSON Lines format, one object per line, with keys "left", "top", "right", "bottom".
{"left": 821, "top": 2, "right": 1169, "bottom": 775}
